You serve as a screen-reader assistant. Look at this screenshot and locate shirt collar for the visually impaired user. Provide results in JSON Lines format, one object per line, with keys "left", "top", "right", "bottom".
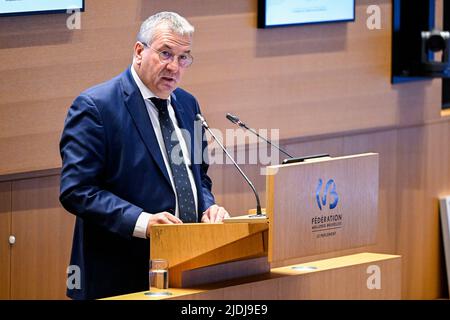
{"left": 130, "top": 65, "right": 171, "bottom": 103}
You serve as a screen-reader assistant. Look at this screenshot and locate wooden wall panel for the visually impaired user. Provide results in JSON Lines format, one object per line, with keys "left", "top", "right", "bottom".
{"left": 0, "top": 1, "right": 141, "bottom": 176}
{"left": 186, "top": 0, "right": 440, "bottom": 135}
{"left": 395, "top": 123, "right": 450, "bottom": 299}
{"left": 0, "top": 0, "right": 443, "bottom": 175}
{"left": 10, "top": 175, "right": 75, "bottom": 299}
{"left": 0, "top": 182, "right": 11, "bottom": 299}
{"left": 342, "top": 130, "right": 399, "bottom": 254}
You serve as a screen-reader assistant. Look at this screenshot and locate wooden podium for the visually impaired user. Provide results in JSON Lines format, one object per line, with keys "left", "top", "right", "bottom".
{"left": 98, "top": 153, "right": 401, "bottom": 300}
{"left": 141, "top": 153, "right": 401, "bottom": 299}
{"left": 266, "top": 152, "right": 379, "bottom": 266}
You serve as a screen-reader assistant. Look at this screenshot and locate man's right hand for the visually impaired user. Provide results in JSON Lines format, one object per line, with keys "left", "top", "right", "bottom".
{"left": 146, "top": 212, "right": 183, "bottom": 238}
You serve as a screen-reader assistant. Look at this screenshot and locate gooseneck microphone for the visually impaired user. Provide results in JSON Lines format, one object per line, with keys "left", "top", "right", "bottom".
{"left": 226, "top": 113, "right": 294, "bottom": 158}
{"left": 196, "top": 114, "right": 263, "bottom": 216}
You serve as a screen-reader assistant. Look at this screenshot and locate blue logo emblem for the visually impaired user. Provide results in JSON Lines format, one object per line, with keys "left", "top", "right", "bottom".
{"left": 315, "top": 179, "right": 339, "bottom": 210}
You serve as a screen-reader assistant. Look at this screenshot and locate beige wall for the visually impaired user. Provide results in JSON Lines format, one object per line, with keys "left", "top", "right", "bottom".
{"left": 0, "top": 0, "right": 448, "bottom": 299}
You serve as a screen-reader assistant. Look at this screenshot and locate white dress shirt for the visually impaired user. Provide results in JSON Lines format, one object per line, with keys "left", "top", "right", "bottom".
{"left": 130, "top": 66, "right": 198, "bottom": 239}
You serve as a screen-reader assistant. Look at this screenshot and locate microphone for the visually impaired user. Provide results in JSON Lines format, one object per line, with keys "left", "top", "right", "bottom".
{"left": 196, "top": 114, "right": 263, "bottom": 216}
{"left": 227, "top": 113, "right": 330, "bottom": 165}
{"left": 226, "top": 113, "right": 294, "bottom": 158}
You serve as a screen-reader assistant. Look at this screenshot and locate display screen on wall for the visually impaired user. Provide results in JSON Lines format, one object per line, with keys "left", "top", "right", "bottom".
{"left": 0, "top": 0, "right": 84, "bottom": 16}
{"left": 258, "top": 0, "right": 355, "bottom": 28}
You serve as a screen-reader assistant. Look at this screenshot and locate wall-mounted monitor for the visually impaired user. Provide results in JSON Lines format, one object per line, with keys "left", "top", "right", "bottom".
{"left": 258, "top": 0, "right": 355, "bottom": 28}
{"left": 0, "top": 0, "right": 84, "bottom": 17}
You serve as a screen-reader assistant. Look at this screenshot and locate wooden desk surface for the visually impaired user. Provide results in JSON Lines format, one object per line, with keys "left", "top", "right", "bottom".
{"left": 103, "top": 252, "right": 401, "bottom": 300}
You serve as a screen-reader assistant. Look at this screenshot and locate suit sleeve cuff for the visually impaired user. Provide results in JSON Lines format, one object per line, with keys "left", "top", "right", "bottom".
{"left": 132, "top": 212, "right": 152, "bottom": 239}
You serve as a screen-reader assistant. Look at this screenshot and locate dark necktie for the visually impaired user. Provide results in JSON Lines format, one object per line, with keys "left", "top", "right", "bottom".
{"left": 150, "top": 97, "right": 197, "bottom": 223}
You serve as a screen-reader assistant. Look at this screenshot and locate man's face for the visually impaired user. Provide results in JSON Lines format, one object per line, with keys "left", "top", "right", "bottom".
{"left": 134, "top": 26, "right": 192, "bottom": 99}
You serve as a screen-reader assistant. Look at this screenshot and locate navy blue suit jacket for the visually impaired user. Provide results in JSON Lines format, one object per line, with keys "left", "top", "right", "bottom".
{"left": 59, "top": 68, "right": 215, "bottom": 300}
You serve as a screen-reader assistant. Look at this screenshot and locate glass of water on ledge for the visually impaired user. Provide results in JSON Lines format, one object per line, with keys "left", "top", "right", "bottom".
{"left": 149, "top": 258, "right": 169, "bottom": 290}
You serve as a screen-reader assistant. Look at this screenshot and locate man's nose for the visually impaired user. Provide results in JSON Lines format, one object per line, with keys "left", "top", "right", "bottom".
{"left": 166, "top": 58, "right": 180, "bottom": 72}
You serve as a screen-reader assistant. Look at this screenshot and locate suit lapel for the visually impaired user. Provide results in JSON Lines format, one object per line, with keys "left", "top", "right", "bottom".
{"left": 121, "top": 69, "right": 172, "bottom": 186}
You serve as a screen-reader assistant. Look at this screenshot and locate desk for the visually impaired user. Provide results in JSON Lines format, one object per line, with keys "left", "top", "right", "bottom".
{"left": 104, "top": 253, "right": 401, "bottom": 300}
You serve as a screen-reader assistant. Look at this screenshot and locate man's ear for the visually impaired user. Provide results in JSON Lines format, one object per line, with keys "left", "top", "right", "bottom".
{"left": 134, "top": 42, "right": 145, "bottom": 65}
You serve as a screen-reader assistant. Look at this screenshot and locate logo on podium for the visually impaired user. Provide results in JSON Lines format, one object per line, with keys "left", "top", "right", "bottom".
{"left": 312, "top": 178, "right": 342, "bottom": 238}
{"left": 315, "top": 178, "right": 339, "bottom": 211}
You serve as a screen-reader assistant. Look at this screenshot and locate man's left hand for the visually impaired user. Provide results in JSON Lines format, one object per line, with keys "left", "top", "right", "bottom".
{"left": 201, "top": 204, "right": 230, "bottom": 223}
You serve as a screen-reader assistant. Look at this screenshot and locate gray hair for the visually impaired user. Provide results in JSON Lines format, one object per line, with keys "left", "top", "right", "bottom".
{"left": 137, "top": 12, "right": 194, "bottom": 45}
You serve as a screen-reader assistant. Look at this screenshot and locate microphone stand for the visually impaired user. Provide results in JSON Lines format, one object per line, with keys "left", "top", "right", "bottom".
{"left": 226, "top": 113, "right": 294, "bottom": 158}
{"left": 197, "top": 114, "right": 264, "bottom": 217}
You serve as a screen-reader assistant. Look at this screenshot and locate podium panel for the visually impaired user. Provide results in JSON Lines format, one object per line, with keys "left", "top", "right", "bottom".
{"left": 266, "top": 153, "right": 379, "bottom": 264}
{"left": 151, "top": 222, "right": 269, "bottom": 287}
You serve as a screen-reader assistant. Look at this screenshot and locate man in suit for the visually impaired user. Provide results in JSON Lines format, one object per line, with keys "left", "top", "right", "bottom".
{"left": 59, "top": 11, "right": 229, "bottom": 300}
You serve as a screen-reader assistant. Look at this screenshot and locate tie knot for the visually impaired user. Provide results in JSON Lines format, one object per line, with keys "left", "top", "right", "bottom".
{"left": 150, "top": 97, "right": 168, "bottom": 113}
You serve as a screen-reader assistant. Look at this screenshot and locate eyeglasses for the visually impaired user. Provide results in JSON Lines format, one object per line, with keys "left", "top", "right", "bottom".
{"left": 141, "top": 42, "right": 194, "bottom": 68}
